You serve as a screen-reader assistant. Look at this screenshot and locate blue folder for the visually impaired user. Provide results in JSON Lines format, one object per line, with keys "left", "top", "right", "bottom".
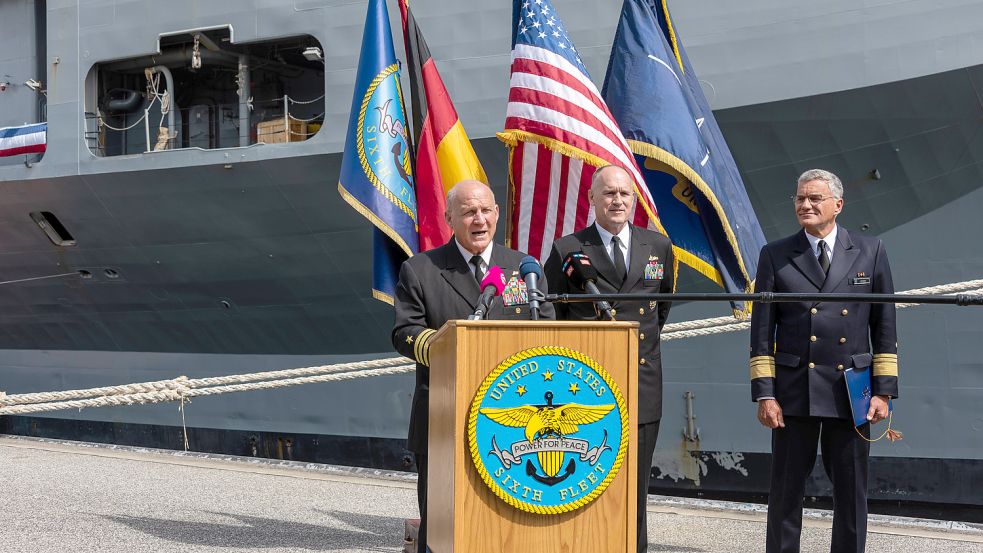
{"left": 844, "top": 365, "right": 893, "bottom": 427}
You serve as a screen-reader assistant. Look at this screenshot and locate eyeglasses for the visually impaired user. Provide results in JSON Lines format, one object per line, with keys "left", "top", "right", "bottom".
{"left": 791, "top": 194, "right": 835, "bottom": 205}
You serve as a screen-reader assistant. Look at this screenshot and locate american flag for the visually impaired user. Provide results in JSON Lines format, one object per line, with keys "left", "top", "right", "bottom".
{"left": 499, "top": 0, "right": 663, "bottom": 261}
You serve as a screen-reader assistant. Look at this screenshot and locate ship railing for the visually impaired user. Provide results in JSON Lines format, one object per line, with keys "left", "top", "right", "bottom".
{"left": 84, "top": 93, "right": 324, "bottom": 157}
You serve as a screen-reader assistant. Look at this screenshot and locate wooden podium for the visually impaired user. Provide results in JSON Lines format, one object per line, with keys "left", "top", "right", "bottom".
{"left": 427, "top": 320, "right": 639, "bottom": 553}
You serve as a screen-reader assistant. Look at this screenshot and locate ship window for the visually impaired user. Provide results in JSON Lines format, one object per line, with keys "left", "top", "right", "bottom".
{"left": 83, "top": 28, "right": 324, "bottom": 157}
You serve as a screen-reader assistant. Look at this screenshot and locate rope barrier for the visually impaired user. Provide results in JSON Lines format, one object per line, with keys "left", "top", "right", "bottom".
{"left": 0, "top": 278, "right": 980, "bottom": 416}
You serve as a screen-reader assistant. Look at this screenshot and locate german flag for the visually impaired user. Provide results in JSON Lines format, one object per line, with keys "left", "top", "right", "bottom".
{"left": 398, "top": 0, "right": 488, "bottom": 251}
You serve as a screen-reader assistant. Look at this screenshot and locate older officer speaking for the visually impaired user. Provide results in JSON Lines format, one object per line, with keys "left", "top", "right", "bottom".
{"left": 392, "top": 179, "right": 554, "bottom": 553}
{"left": 749, "top": 169, "right": 899, "bottom": 553}
{"left": 544, "top": 164, "right": 674, "bottom": 553}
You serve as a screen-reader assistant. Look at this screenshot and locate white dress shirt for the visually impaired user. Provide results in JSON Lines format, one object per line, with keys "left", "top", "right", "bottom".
{"left": 805, "top": 225, "right": 837, "bottom": 264}
{"left": 455, "top": 239, "right": 493, "bottom": 277}
{"left": 594, "top": 223, "right": 631, "bottom": 267}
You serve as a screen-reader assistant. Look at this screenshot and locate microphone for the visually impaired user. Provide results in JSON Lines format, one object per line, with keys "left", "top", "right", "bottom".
{"left": 561, "top": 252, "right": 616, "bottom": 320}
{"left": 519, "top": 256, "right": 545, "bottom": 320}
{"left": 468, "top": 265, "right": 506, "bottom": 320}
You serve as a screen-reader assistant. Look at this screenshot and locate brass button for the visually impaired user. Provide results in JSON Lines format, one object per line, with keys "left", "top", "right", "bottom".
{"left": 610, "top": 309, "right": 617, "bottom": 316}
{"left": 841, "top": 309, "right": 848, "bottom": 316}
{"left": 839, "top": 337, "right": 846, "bottom": 344}
{"left": 640, "top": 358, "right": 646, "bottom": 365}
{"left": 837, "top": 364, "right": 845, "bottom": 370}
{"left": 639, "top": 333, "right": 645, "bottom": 340}
{"left": 810, "top": 336, "right": 817, "bottom": 342}
{"left": 515, "top": 307, "right": 522, "bottom": 314}
{"left": 810, "top": 308, "right": 818, "bottom": 315}
{"left": 808, "top": 362, "right": 815, "bottom": 369}
{"left": 639, "top": 307, "right": 645, "bottom": 315}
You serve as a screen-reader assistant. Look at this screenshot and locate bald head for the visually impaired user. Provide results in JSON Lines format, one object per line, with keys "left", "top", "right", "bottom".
{"left": 445, "top": 180, "right": 499, "bottom": 255}
{"left": 590, "top": 165, "right": 633, "bottom": 192}
{"left": 588, "top": 165, "right": 636, "bottom": 234}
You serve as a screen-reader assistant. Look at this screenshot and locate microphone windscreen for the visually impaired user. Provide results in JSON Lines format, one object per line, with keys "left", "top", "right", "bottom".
{"left": 480, "top": 265, "right": 507, "bottom": 296}
{"left": 561, "top": 252, "right": 597, "bottom": 290}
{"left": 519, "top": 256, "right": 543, "bottom": 279}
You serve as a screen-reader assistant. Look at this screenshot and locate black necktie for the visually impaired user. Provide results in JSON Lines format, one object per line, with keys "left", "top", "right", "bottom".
{"left": 470, "top": 254, "right": 484, "bottom": 284}
{"left": 611, "top": 236, "right": 627, "bottom": 284}
{"left": 818, "top": 240, "right": 830, "bottom": 275}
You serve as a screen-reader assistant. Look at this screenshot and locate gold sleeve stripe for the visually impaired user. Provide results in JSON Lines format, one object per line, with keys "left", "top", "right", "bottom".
{"left": 412, "top": 332, "right": 422, "bottom": 364}
{"left": 750, "top": 355, "right": 775, "bottom": 380}
{"left": 415, "top": 328, "right": 437, "bottom": 367}
{"left": 872, "top": 353, "right": 899, "bottom": 377}
{"left": 413, "top": 329, "right": 437, "bottom": 366}
{"left": 422, "top": 330, "right": 434, "bottom": 367}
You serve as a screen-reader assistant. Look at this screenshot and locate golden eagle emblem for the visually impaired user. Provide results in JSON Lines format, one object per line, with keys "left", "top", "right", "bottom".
{"left": 480, "top": 391, "right": 614, "bottom": 443}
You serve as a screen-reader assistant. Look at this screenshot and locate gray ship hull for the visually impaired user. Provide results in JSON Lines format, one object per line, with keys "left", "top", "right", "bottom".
{"left": 1, "top": 0, "right": 982, "bottom": 511}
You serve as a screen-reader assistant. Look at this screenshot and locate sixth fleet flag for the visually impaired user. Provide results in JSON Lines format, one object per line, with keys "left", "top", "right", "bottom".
{"left": 338, "top": 0, "right": 419, "bottom": 303}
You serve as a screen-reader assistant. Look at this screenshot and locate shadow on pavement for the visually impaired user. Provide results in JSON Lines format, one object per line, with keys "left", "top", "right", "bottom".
{"left": 103, "top": 509, "right": 405, "bottom": 551}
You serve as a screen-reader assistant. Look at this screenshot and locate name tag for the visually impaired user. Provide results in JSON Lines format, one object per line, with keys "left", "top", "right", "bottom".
{"left": 850, "top": 277, "right": 871, "bottom": 285}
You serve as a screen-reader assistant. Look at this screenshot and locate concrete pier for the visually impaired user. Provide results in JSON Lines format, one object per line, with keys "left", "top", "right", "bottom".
{"left": 0, "top": 435, "right": 980, "bottom": 552}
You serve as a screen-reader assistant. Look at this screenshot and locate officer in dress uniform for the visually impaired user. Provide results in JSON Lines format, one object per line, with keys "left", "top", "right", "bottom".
{"left": 392, "top": 179, "right": 555, "bottom": 553}
{"left": 544, "top": 164, "right": 674, "bottom": 553}
{"left": 749, "top": 169, "right": 899, "bottom": 553}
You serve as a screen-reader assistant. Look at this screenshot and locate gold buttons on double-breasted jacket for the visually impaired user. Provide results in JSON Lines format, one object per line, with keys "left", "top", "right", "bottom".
{"left": 842, "top": 309, "right": 849, "bottom": 316}
{"left": 810, "top": 308, "right": 818, "bottom": 315}
{"left": 808, "top": 362, "right": 815, "bottom": 369}
{"left": 640, "top": 358, "right": 646, "bottom": 365}
{"left": 810, "top": 336, "right": 817, "bottom": 342}
{"left": 837, "top": 364, "right": 845, "bottom": 370}
{"left": 839, "top": 337, "right": 847, "bottom": 344}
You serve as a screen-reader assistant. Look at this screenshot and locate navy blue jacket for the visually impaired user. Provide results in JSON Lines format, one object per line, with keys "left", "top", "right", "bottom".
{"left": 392, "top": 239, "right": 555, "bottom": 453}
{"left": 544, "top": 223, "right": 674, "bottom": 424}
{"left": 749, "top": 226, "right": 899, "bottom": 419}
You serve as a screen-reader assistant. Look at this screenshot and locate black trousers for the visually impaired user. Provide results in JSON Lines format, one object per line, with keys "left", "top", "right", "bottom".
{"left": 637, "top": 420, "right": 660, "bottom": 553}
{"left": 415, "top": 453, "right": 428, "bottom": 553}
{"left": 766, "top": 416, "right": 870, "bottom": 553}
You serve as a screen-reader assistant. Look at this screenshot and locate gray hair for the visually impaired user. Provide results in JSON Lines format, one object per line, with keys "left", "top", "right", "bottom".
{"left": 797, "top": 169, "right": 843, "bottom": 199}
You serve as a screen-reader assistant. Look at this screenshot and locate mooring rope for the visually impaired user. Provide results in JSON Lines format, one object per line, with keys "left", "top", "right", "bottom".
{"left": 660, "top": 279, "right": 983, "bottom": 341}
{"left": 0, "top": 278, "right": 980, "bottom": 417}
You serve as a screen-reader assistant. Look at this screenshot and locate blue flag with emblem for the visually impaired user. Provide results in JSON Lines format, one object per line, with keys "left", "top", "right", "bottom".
{"left": 338, "top": 0, "right": 419, "bottom": 304}
{"left": 602, "top": 0, "right": 765, "bottom": 316}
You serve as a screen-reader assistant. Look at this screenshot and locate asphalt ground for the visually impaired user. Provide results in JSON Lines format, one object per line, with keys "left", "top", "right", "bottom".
{"left": 0, "top": 435, "right": 980, "bottom": 553}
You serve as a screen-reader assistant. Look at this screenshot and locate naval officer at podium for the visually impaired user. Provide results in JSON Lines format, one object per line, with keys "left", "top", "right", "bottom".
{"left": 392, "top": 179, "right": 554, "bottom": 553}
